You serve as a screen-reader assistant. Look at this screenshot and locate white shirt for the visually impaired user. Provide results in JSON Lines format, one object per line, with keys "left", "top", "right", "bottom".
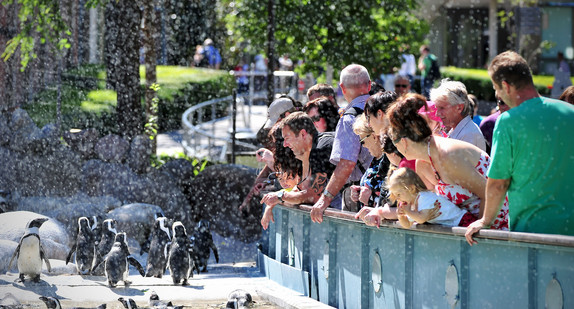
{"left": 448, "top": 116, "right": 486, "bottom": 151}
{"left": 408, "top": 191, "right": 467, "bottom": 227}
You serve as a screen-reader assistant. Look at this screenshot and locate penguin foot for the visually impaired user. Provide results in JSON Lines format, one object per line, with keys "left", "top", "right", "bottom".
{"left": 181, "top": 279, "right": 188, "bottom": 286}
{"left": 16, "top": 274, "right": 25, "bottom": 283}
{"left": 108, "top": 281, "right": 117, "bottom": 288}
{"left": 32, "top": 275, "right": 41, "bottom": 283}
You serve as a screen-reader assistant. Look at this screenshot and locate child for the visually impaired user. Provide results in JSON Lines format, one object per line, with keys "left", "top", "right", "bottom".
{"left": 260, "top": 170, "right": 300, "bottom": 230}
{"left": 388, "top": 167, "right": 477, "bottom": 228}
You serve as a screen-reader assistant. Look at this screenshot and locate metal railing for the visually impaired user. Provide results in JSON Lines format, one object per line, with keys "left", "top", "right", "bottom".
{"left": 181, "top": 70, "right": 300, "bottom": 162}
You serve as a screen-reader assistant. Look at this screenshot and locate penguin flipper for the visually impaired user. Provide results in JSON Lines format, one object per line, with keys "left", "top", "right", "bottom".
{"left": 210, "top": 242, "right": 219, "bottom": 263}
{"left": 40, "top": 243, "right": 51, "bottom": 272}
{"left": 65, "top": 244, "right": 77, "bottom": 265}
{"left": 7, "top": 243, "right": 20, "bottom": 271}
{"left": 127, "top": 256, "right": 145, "bottom": 277}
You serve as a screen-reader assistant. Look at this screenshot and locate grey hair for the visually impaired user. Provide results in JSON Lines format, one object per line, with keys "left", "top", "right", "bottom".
{"left": 340, "top": 64, "right": 370, "bottom": 89}
{"left": 430, "top": 79, "right": 471, "bottom": 117}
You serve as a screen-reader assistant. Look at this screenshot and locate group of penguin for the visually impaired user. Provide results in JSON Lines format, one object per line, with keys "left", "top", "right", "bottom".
{"left": 38, "top": 290, "right": 185, "bottom": 309}
{"left": 9, "top": 214, "right": 219, "bottom": 288}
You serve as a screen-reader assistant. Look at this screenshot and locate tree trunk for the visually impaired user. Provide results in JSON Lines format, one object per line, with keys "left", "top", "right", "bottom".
{"left": 105, "top": 0, "right": 143, "bottom": 140}
{"left": 143, "top": 0, "right": 158, "bottom": 152}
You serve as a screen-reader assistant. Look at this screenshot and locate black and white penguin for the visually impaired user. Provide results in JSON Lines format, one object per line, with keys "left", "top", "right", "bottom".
{"left": 167, "top": 221, "right": 195, "bottom": 285}
{"left": 88, "top": 215, "right": 103, "bottom": 246}
{"left": 118, "top": 298, "right": 137, "bottom": 309}
{"left": 8, "top": 218, "right": 51, "bottom": 282}
{"left": 91, "top": 219, "right": 117, "bottom": 276}
{"left": 190, "top": 219, "right": 219, "bottom": 273}
{"left": 92, "top": 232, "right": 144, "bottom": 287}
{"left": 66, "top": 217, "right": 96, "bottom": 275}
{"left": 148, "top": 291, "right": 182, "bottom": 309}
{"left": 145, "top": 216, "right": 171, "bottom": 278}
{"left": 39, "top": 296, "right": 107, "bottom": 309}
{"left": 225, "top": 289, "right": 254, "bottom": 309}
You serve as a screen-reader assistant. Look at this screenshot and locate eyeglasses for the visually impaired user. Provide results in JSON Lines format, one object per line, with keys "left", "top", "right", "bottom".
{"left": 392, "top": 136, "right": 402, "bottom": 145}
{"left": 310, "top": 115, "right": 322, "bottom": 122}
{"left": 395, "top": 84, "right": 409, "bottom": 88}
{"left": 360, "top": 134, "right": 371, "bottom": 145}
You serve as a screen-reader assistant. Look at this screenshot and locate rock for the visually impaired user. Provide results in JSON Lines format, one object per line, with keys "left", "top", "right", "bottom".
{"left": 0, "top": 239, "right": 19, "bottom": 273}
{"left": 185, "top": 164, "right": 261, "bottom": 242}
{"left": 62, "top": 128, "right": 100, "bottom": 159}
{"left": 29, "top": 123, "right": 61, "bottom": 154}
{"left": 107, "top": 203, "right": 165, "bottom": 254}
{"left": 0, "top": 146, "right": 83, "bottom": 197}
{"left": 82, "top": 160, "right": 190, "bottom": 217}
{"left": 43, "top": 259, "right": 77, "bottom": 275}
{"left": 157, "top": 159, "right": 195, "bottom": 194}
{"left": 9, "top": 108, "right": 41, "bottom": 153}
{"left": 0, "top": 211, "right": 70, "bottom": 260}
{"left": 127, "top": 135, "right": 152, "bottom": 174}
{"left": 0, "top": 112, "right": 11, "bottom": 146}
{"left": 95, "top": 134, "right": 129, "bottom": 163}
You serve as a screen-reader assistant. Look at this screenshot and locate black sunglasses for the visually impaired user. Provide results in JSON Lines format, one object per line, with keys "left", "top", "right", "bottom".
{"left": 360, "top": 134, "right": 371, "bottom": 145}
{"left": 395, "top": 84, "right": 409, "bottom": 88}
{"left": 310, "top": 115, "right": 322, "bottom": 122}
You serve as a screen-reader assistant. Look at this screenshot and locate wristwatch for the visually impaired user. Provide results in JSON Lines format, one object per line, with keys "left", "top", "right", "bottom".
{"left": 322, "top": 189, "right": 335, "bottom": 199}
{"left": 277, "top": 190, "right": 285, "bottom": 202}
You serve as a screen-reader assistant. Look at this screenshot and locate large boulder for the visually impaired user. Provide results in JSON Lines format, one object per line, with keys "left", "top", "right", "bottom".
{"left": 62, "top": 128, "right": 100, "bottom": 159}
{"left": 186, "top": 164, "right": 261, "bottom": 242}
{"left": 95, "top": 134, "right": 129, "bottom": 163}
{"left": 0, "top": 211, "right": 70, "bottom": 260}
{"left": 0, "top": 239, "right": 19, "bottom": 273}
{"left": 127, "top": 135, "right": 152, "bottom": 174}
{"left": 82, "top": 160, "right": 190, "bottom": 218}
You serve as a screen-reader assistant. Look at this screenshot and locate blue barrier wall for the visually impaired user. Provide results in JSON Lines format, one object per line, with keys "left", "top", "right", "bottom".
{"left": 258, "top": 204, "right": 574, "bottom": 308}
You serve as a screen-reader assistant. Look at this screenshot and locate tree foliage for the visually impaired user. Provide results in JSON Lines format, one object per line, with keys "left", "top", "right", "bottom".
{"left": 1, "top": 0, "right": 71, "bottom": 70}
{"left": 222, "top": 0, "right": 429, "bottom": 75}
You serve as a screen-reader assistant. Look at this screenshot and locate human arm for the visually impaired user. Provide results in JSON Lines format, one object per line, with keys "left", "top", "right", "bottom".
{"left": 465, "top": 178, "right": 510, "bottom": 245}
{"left": 310, "top": 159, "right": 356, "bottom": 223}
{"left": 355, "top": 204, "right": 397, "bottom": 227}
{"left": 401, "top": 199, "right": 441, "bottom": 224}
{"left": 239, "top": 165, "right": 272, "bottom": 211}
{"left": 358, "top": 186, "right": 372, "bottom": 205}
{"left": 256, "top": 148, "right": 275, "bottom": 170}
{"left": 396, "top": 203, "right": 413, "bottom": 228}
{"left": 261, "top": 205, "right": 275, "bottom": 230}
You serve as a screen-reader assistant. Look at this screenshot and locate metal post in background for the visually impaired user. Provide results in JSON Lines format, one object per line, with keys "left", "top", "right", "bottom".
{"left": 266, "top": 0, "right": 276, "bottom": 105}
{"left": 231, "top": 89, "right": 237, "bottom": 164}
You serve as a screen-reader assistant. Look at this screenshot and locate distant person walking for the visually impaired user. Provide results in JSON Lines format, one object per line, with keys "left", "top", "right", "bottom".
{"left": 418, "top": 45, "right": 440, "bottom": 99}
{"left": 551, "top": 51, "right": 572, "bottom": 98}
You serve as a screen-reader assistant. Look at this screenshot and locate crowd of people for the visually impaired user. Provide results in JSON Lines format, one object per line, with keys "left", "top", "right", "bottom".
{"left": 240, "top": 50, "right": 574, "bottom": 243}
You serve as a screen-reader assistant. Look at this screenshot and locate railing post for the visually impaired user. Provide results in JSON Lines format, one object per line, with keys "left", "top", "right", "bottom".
{"left": 232, "top": 89, "right": 237, "bottom": 164}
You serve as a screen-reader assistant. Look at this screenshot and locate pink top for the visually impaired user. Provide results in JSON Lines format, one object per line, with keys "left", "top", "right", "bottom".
{"left": 427, "top": 139, "right": 509, "bottom": 230}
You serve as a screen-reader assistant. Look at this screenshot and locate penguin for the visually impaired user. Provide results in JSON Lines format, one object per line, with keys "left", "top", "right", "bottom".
{"left": 88, "top": 215, "right": 103, "bottom": 246}
{"left": 148, "top": 291, "right": 182, "bottom": 309}
{"left": 66, "top": 217, "right": 96, "bottom": 275}
{"left": 91, "top": 219, "right": 117, "bottom": 276}
{"left": 92, "top": 232, "right": 145, "bottom": 288}
{"left": 145, "top": 216, "right": 171, "bottom": 278}
{"left": 167, "top": 221, "right": 195, "bottom": 285}
{"left": 8, "top": 217, "right": 51, "bottom": 282}
{"left": 39, "top": 296, "right": 106, "bottom": 309}
{"left": 118, "top": 298, "right": 137, "bottom": 309}
{"left": 190, "top": 219, "right": 219, "bottom": 272}
{"left": 225, "top": 289, "right": 254, "bottom": 309}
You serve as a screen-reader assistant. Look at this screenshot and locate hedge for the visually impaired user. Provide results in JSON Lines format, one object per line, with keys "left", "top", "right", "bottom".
{"left": 24, "top": 65, "right": 235, "bottom": 135}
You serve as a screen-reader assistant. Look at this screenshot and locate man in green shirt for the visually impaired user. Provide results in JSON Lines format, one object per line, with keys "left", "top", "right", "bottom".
{"left": 466, "top": 51, "right": 574, "bottom": 245}
{"left": 418, "top": 45, "right": 439, "bottom": 99}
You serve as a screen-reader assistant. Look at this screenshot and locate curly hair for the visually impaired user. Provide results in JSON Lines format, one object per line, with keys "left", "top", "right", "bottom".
{"left": 304, "top": 96, "right": 339, "bottom": 132}
{"left": 269, "top": 125, "right": 302, "bottom": 178}
{"left": 387, "top": 93, "right": 432, "bottom": 142}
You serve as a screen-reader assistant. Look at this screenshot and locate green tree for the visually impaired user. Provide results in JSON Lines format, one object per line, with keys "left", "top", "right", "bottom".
{"left": 223, "top": 0, "right": 428, "bottom": 76}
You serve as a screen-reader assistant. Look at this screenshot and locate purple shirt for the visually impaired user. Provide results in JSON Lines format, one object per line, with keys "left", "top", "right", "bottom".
{"left": 330, "top": 94, "right": 373, "bottom": 183}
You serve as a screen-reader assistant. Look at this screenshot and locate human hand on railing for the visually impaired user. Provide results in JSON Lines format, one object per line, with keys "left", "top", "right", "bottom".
{"left": 358, "top": 186, "right": 372, "bottom": 205}
{"left": 350, "top": 185, "right": 361, "bottom": 202}
{"left": 310, "top": 195, "right": 329, "bottom": 223}
{"left": 355, "top": 207, "right": 382, "bottom": 228}
{"left": 261, "top": 205, "right": 275, "bottom": 230}
{"left": 256, "top": 148, "right": 274, "bottom": 168}
{"left": 465, "top": 218, "right": 487, "bottom": 246}
{"left": 260, "top": 191, "right": 280, "bottom": 207}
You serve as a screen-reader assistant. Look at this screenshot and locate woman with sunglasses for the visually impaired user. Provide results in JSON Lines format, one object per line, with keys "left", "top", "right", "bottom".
{"left": 347, "top": 114, "right": 391, "bottom": 209}
{"left": 304, "top": 96, "right": 339, "bottom": 133}
{"left": 387, "top": 93, "right": 509, "bottom": 230}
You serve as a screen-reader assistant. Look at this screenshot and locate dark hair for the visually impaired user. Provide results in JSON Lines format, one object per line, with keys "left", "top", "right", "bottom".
{"left": 280, "top": 112, "right": 319, "bottom": 140}
{"left": 365, "top": 91, "right": 398, "bottom": 118}
{"left": 307, "top": 83, "right": 336, "bottom": 101}
{"left": 387, "top": 93, "right": 432, "bottom": 142}
{"left": 381, "top": 134, "right": 403, "bottom": 157}
{"left": 270, "top": 125, "right": 302, "bottom": 178}
{"left": 559, "top": 85, "right": 574, "bottom": 105}
{"left": 369, "top": 81, "right": 386, "bottom": 95}
{"left": 488, "top": 50, "right": 534, "bottom": 90}
{"left": 304, "top": 96, "right": 339, "bottom": 131}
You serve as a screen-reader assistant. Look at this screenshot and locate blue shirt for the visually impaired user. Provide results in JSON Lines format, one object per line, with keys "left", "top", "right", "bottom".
{"left": 330, "top": 94, "right": 373, "bottom": 183}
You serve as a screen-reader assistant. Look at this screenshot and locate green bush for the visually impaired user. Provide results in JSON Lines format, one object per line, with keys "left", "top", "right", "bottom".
{"left": 151, "top": 152, "right": 216, "bottom": 176}
{"left": 24, "top": 65, "right": 235, "bottom": 135}
{"left": 439, "top": 67, "right": 566, "bottom": 101}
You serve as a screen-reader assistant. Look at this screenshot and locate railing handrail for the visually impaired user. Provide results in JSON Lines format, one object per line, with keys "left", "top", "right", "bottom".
{"left": 279, "top": 203, "right": 574, "bottom": 249}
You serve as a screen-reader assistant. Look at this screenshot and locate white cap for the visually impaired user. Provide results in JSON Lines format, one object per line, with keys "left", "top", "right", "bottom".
{"left": 263, "top": 97, "right": 296, "bottom": 129}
